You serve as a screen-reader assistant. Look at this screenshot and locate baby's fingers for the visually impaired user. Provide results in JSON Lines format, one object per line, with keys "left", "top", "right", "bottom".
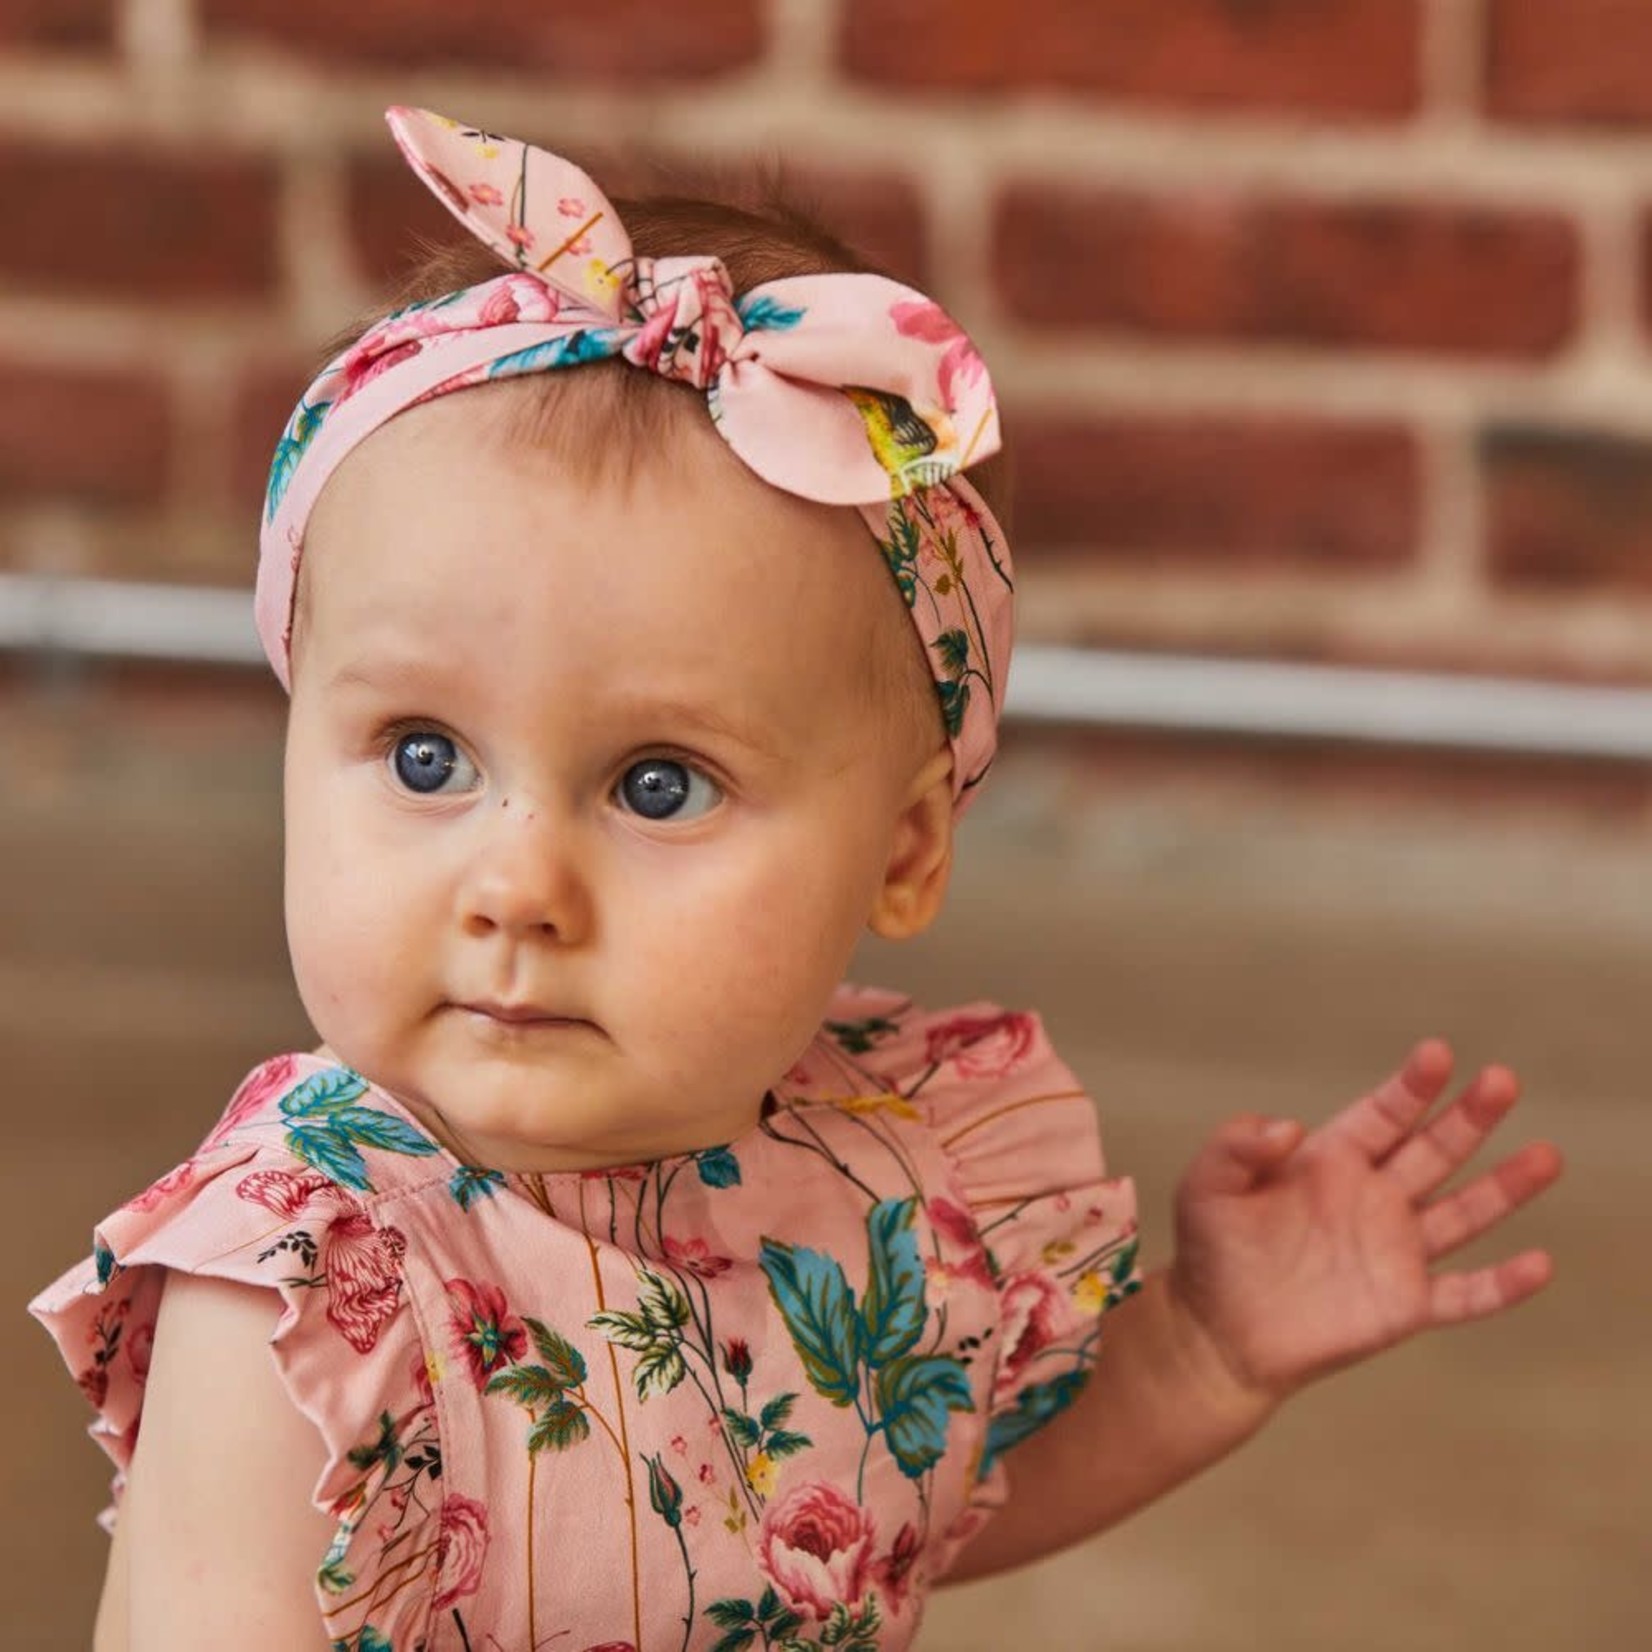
{"left": 1387, "top": 1064, "right": 1523, "bottom": 1203}
{"left": 1179, "top": 1114, "right": 1305, "bottom": 1201}
{"left": 1428, "top": 1248, "right": 1555, "bottom": 1326}
{"left": 1419, "top": 1139, "right": 1564, "bottom": 1261}
{"left": 1324, "top": 1039, "right": 1454, "bottom": 1161}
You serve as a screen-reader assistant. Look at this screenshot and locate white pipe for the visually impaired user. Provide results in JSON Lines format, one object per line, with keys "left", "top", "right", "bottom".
{"left": 3, "top": 573, "right": 1651, "bottom": 763}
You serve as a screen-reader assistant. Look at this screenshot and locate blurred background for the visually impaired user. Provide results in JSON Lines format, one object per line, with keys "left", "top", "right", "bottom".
{"left": 2, "top": 2, "right": 1648, "bottom": 1647}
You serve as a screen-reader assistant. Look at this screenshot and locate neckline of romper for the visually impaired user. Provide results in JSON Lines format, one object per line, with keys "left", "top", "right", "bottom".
{"left": 277, "top": 1050, "right": 807, "bottom": 1217}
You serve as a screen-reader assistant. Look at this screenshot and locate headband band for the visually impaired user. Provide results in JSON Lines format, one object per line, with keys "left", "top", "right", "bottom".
{"left": 257, "top": 106, "right": 1014, "bottom": 810}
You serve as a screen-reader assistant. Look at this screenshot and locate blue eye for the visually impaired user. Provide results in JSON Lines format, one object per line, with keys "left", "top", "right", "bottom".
{"left": 617, "top": 758, "right": 721, "bottom": 821}
{"left": 390, "top": 731, "right": 477, "bottom": 795}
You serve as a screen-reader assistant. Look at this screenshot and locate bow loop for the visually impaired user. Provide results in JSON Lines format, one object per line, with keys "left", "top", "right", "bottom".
{"left": 621, "top": 256, "right": 744, "bottom": 391}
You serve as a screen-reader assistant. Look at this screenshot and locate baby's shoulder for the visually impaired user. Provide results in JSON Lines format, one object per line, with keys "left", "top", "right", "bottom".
{"left": 787, "top": 983, "right": 1108, "bottom": 1189}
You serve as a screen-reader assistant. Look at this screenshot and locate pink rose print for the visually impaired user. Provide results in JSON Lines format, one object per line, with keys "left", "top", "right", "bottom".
{"left": 993, "top": 1270, "right": 1067, "bottom": 1408}
{"left": 430, "top": 1493, "right": 489, "bottom": 1611}
{"left": 758, "top": 1480, "right": 877, "bottom": 1622}
{"left": 874, "top": 1521, "right": 921, "bottom": 1613}
{"left": 478, "top": 283, "right": 523, "bottom": 327}
{"left": 924, "top": 1196, "right": 995, "bottom": 1293}
{"left": 924, "top": 1010, "right": 1037, "bottom": 1080}
{"left": 445, "top": 1277, "right": 528, "bottom": 1388}
{"left": 468, "top": 181, "right": 504, "bottom": 206}
{"left": 325, "top": 1213, "right": 406, "bottom": 1354}
{"left": 236, "top": 1166, "right": 343, "bottom": 1221}
{"left": 890, "top": 297, "right": 987, "bottom": 410}
{"left": 123, "top": 1159, "right": 200, "bottom": 1215}
{"left": 663, "top": 1236, "right": 732, "bottom": 1280}
{"left": 203, "top": 1053, "right": 298, "bottom": 1149}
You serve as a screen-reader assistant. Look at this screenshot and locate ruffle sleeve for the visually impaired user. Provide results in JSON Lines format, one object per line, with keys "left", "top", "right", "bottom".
{"left": 28, "top": 1055, "right": 431, "bottom": 1638}
{"left": 907, "top": 1000, "right": 1141, "bottom": 1561}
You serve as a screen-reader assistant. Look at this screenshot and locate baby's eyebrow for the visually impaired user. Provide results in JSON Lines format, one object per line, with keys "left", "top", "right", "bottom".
{"left": 614, "top": 696, "right": 787, "bottom": 761}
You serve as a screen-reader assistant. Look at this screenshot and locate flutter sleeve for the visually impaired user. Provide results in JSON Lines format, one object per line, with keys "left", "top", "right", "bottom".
{"left": 913, "top": 1002, "right": 1141, "bottom": 1561}
{"left": 28, "top": 1055, "right": 422, "bottom": 1536}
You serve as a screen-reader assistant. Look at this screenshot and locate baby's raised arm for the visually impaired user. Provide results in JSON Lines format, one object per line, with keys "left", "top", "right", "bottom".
{"left": 943, "top": 1041, "right": 1562, "bottom": 1581}
{"left": 105, "top": 1274, "right": 335, "bottom": 1651}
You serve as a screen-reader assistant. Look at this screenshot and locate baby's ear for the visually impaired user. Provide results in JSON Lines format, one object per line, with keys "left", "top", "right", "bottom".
{"left": 867, "top": 750, "right": 955, "bottom": 941}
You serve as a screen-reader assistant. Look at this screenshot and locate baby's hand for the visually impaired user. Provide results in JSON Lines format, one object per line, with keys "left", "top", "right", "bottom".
{"left": 1168, "top": 1042, "right": 1563, "bottom": 1405}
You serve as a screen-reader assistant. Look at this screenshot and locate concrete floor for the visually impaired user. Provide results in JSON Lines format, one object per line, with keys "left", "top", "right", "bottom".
{"left": 2, "top": 675, "right": 1645, "bottom": 1648}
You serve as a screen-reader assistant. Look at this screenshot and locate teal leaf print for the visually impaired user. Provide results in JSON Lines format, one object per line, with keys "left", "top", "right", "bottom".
{"left": 449, "top": 1166, "right": 505, "bottom": 1210}
{"left": 736, "top": 293, "right": 806, "bottom": 331}
{"left": 587, "top": 1308, "right": 654, "bottom": 1352}
{"left": 526, "top": 1318, "right": 588, "bottom": 1388}
{"left": 488, "top": 328, "right": 622, "bottom": 376}
{"left": 484, "top": 1365, "right": 565, "bottom": 1408}
{"left": 93, "top": 1240, "right": 116, "bottom": 1287}
{"left": 637, "top": 1268, "right": 692, "bottom": 1332}
{"left": 980, "top": 1367, "right": 1090, "bottom": 1478}
{"left": 876, "top": 1353, "right": 975, "bottom": 1479}
{"left": 764, "top": 1428, "right": 811, "bottom": 1458}
{"left": 935, "top": 677, "right": 970, "bottom": 739}
{"left": 279, "top": 1068, "right": 369, "bottom": 1119}
{"left": 317, "top": 1556, "right": 353, "bottom": 1594}
{"left": 633, "top": 1342, "right": 689, "bottom": 1399}
{"left": 265, "top": 398, "right": 331, "bottom": 521}
{"left": 528, "top": 1398, "right": 591, "bottom": 1454}
{"left": 723, "top": 1407, "right": 762, "bottom": 1449}
{"left": 707, "top": 1598, "right": 755, "bottom": 1629}
{"left": 285, "top": 1122, "right": 369, "bottom": 1191}
{"left": 758, "top": 1239, "right": 862, "bottom": 1408}
{"left": 934, "top": 628, "right": 971, "bottom": 680}
{"left": 710, "top": 1632, "right": 758, "bottom": 1652}
{"left": 859, "top": 1198, "right": 927, "bottom": 1366}
{"left": 758, "top": 1392, "right": 796, "bottom": 1432}
{"left": 823, "top": 1015, "right": 900, "bottom": 1056}
{"left": 695, "top": 1146, "right": 742, "bottom": 1188}
{"left": 282, "top": 1080, "right": 437, "bottom": 1191}
{"left": 327, "top": 1106, "right": 440, "bottom": 1157}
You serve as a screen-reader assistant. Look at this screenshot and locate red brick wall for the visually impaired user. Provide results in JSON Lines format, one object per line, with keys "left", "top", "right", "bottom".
{"left": 2, "top": 0, "right": 1650, "bottom": 683}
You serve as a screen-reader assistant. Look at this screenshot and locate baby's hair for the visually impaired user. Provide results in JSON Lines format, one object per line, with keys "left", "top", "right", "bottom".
{"left": 303, "top": 177, "right": 1008, "bottom": 769}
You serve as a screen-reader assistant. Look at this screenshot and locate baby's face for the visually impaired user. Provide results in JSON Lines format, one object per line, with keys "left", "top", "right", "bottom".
{"left": 283, "top": 392, "right": 943, "bottom": 1172}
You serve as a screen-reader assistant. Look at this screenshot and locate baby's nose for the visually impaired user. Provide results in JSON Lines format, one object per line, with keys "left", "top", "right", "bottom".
{"left": 458, "top": 803, "right": 592, "bottom": 942}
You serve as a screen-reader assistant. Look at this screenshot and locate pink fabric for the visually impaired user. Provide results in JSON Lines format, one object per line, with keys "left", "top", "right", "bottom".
{"left": 32, "top": 985, "right": 1137, "bottom": 1650}
{"left": 258, "top": 107, "right": 1014, "bottom": 811}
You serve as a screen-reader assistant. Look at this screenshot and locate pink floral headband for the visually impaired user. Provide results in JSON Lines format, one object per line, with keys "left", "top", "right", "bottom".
{"left": 257, "top": 107, "right": 1014, "bottom": 810}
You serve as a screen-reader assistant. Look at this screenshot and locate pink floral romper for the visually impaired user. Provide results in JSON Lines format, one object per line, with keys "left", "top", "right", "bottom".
{"left": 33, "top": 984, "right": 1139, "bottom": 1651}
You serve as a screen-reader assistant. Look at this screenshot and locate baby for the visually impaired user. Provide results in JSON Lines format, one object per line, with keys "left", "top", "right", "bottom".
{"left": 32, "top": 109, "right": 1562, "bottom": 1652}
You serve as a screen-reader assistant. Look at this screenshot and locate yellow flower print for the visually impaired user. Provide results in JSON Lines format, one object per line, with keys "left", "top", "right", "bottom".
{"left": 833, "top": 1092, "right": 921, "bottom": 1122}
{"left": 1072, "top": 1270, "right": 1109, "bottom": 1316}
{"left": 745, "top": 1451, "right": 778, "bottom": 1497}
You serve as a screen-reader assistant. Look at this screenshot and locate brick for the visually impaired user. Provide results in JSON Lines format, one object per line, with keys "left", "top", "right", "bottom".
{"left": 0, "top": 363, "right": 171, "bottom": 505}
{"left": 202, "top": 0, "right": 764, "bottom": 77}
{"left": 995, "top": 185, "right": 1580, "bottom": 359}
{"left": 1483, "top": 427, "right": 1652, "bottom": 594}
{"left": 842, "top": 0, "right": 1421, "bottom": 118}
{"left": 0, "top": 0, "right": 112, "bottom": 49}
{"left": 348, "top": 156, "right": 931, "bottom": 299}
{"left": 1010, "top": 413, "right": 1420, "bottom": 569}
{"left": 1486, "top": 0, "right": 1652, "bottom": 127}
{"left": 0, "top": 144, "right": 279, "bottom": 303}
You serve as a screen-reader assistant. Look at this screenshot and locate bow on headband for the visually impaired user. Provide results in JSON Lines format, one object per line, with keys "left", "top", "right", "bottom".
{"left": 258, "top": 107, "right": 1014, "bottom": 810}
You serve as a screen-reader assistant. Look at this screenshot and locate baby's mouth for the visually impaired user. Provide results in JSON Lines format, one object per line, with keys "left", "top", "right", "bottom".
{"left": 454, "top": 1000, "right": 602, "bottom": 1034}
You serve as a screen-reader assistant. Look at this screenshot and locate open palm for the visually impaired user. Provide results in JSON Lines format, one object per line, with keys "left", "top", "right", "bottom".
{"left": 1169, "top": 1042, "right": 1563, "bottom": 1400}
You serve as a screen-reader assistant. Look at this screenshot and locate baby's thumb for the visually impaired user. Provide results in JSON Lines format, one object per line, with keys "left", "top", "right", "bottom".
{"left": 1181, "top": 1114, "right": 1304, "bottom": 1200}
